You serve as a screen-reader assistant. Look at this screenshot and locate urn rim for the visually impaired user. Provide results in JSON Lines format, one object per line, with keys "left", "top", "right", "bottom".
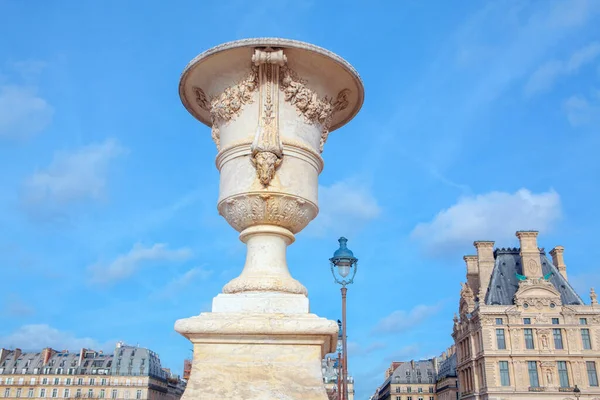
{"left": 179, "top": 37, "right": 364, "bottom": 133}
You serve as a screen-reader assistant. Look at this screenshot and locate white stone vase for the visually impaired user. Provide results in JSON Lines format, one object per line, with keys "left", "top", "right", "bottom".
{"left": 175, "top": 38, "right": 364, "bottom": 399}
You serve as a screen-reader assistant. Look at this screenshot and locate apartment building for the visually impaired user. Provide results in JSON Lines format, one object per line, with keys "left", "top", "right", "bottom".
{"left": 0, "top": 342, "right": 184, "bottom": 400}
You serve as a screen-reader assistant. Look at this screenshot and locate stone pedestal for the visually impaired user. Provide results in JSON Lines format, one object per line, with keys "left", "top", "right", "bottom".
{"left": 175, "top": 38, "right": 364, "bottom": 399}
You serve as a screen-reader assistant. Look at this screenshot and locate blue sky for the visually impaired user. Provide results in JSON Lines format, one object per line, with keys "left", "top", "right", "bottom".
{"left": 1, "top": 0, "right": 600, "bottom": 398}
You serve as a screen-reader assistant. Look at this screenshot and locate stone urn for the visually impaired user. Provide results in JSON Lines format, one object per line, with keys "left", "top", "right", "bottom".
{"left": 175, "top": 38, "right": 364, "bottom": 399}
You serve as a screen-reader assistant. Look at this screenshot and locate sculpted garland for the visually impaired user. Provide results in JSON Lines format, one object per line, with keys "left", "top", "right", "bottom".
{"left": 192, "top": 66, "right": 259, "bottom": 150}
{"left": 192, "top": 57, "right": 351, "bottom": 155}
{"left": 279, "top": 66, "right": 350, "bottom": 152}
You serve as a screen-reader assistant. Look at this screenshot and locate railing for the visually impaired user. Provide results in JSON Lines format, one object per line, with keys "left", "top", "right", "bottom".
{"left": 528, "top": 386, "right": 545, "bottom": 392}
{"left": 559, "top": 387, "right": 575, "bottom": 392}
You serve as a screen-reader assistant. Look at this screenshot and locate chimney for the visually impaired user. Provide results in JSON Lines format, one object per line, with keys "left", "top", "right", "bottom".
{"left": 432, "top": 357, "right": 438, "bottom": 373}
{"left": 516, "top": 231, "right": 542, "bottom": 278}
{"left": 41, "top": 348, "right": 55, "bottom": 365}
{"left": 474, "top": 241, "right": 495, "bottom": 300}
{"left": 13, "top": 348, "right": 22, "bottom": 361}
{"left": 0, "top": 349, "right": 9, "bottom": 364}
{"left": 549, "top": 246, "right": 567, "bottom": 279}
{"left": 464, "top": 255, "right": 479, "bottom": 297}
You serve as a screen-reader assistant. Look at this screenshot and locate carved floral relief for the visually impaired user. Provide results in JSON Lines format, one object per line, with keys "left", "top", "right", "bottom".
{"left": 218, "top": 193, "right": 317, "bottom": 233}
{"left": 279, "top": 66, "right": 350, "bottom": 152}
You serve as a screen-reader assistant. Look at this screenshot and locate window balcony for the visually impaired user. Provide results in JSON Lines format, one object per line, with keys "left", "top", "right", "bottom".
{"left": 559, "top": 387, "right": 575, "bottom": 392}
{"left": 528, "top": 387, "right": 546, "bottom": 392}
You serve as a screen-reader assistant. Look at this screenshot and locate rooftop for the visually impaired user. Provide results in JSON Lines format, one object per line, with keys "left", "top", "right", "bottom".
{"left": 0, "top": 342, "right": 168, "bottom": 380}
{"left": 484, "top": 248, "right": 583, "bottom": 306}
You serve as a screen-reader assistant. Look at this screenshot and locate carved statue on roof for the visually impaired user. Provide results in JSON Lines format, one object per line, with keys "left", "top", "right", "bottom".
{"left": 460, "top": 282, "right": 474, "bottom": 301}
{"left": 591, "top": 287, "right": 598, "bottom": 305}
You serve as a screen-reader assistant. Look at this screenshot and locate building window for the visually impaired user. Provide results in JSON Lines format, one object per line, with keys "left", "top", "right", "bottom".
{"left": 53, "top": 378, "right": 59, "bottom": 385}
{"left": 582, "top": 329, "right": 592, "bottom": 350}
{"left": 6, "top": 378, "right": 13, "bottom": 385}
{"left": 101, "top": 379, "right": 107, "bottom": 386}
{"left": 77, "top": 379, "right": 83, "bottom": 386}
{"left": 136, "top": 391, "right": 142, "bottom": 400}
{"left": 499, "top": 361, "right": 510, "bottom": 386}
{"left": 16, "top": 388, "right": 22, "bottom": 398}
{"left": 528, "top": 361, "right": 540, "bottom": 388}
{"left": 124, "top": 391, "right": 130, "bottom": 399}
{"left": 428, "top": 387, "right": 433, "bottom": 393}
{"left": 396, "top": 387, "right": 400, "bottom": 393}
{"left": 64, "top": 389, "right": 70, "bottom": 398}
{"left": 90, "top": 379, "right": 95, "bottom": 386}
{"left": 66, "top": 378, "right": 72, "bottom": 386}
{"left": 552, "top": 318, "right": 560, "bottom": 325}
{"left": 111, "top": 390, "right": 117, "bottom": 399}
{"left": 100, "top": 390, "right": 105, "bottom": 399}
{"left": 580, "top": 318, "right": 588, "bottom": 325}
{"left": 495, "top": 318, "right": 503, "bottom": 325}
{"left": 407, "top": 387, "right": 412, "bottom": 393}
{"left": 76, "top": 390, "right": 81, "bottom": 398}
{"left": 28, "top": 389, "right": 34, "bottom": 398}
{"left": 557, "top": 361, "right": 569, "bottom": 388}
{"left": 524, "top": 328, "right": 535, "bottom": 349}
{"left": 29, "top": 378, "right": 35, "bottom": 385}
{"left": 88, "top": 390, "right": 93, "bottom": 398}
{"left": 553, "top": 328, "right": 564, "bottom": 350}
{"left": 42, "top": 378, "right": 48, "bottom": 385}
{"left": 429, "top": 397, "right": 434, "bottom": 400}
{"left": 587, "top": 361, "right": 599, "bottom": 387}
{"left": 496, "top": 329, "right": 506, "bottom": 349}
{"left": 52, "top": 389, "right": 57, "bottom": 398}
{"left": 396, "top": 397, "right": 400, "bottom": 400}
{"left": 523, "top": 318, "right": 531, "bottom": 325}
{"left": 4, "top": 389, "right": 10, "bottom": 398}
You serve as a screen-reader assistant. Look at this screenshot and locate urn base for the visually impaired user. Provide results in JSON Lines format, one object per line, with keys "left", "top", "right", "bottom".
{"left": 175, "top": 312, "right": 337, "bottom": 400}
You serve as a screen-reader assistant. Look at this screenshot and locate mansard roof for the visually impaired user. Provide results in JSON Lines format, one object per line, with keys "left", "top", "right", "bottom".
{"left": 387, "top": 359, "right": 437, "bottom": 385}
{"left": 0, "top": 342, "right": 167, "bottom": 380}
{"left": 436, "top": 353, "right": 457, "bottom": 380}
{"left": 484, "top": 248, "right": 584, "bottom": 306}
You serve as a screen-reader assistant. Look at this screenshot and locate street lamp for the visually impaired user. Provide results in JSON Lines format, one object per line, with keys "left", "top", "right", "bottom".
{"left": 574, "top": 385, "right": 581, "bottom": 399}
{"left": 330, "top": 237, "right": 358, "bottom": 400}
{"left": 336, "top": 320, "right": 343, "bottom": 400}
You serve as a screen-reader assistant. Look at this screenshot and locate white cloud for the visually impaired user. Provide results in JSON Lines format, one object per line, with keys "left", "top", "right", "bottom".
{"left": 0, "top": 85, "right": 53, "bottom": 139}
{"left": 564, "top": 91, "right": 600, "bottom": 126}
{"left": 525, "top": 42, "right": 600, "bottom": 96}
{"left": 155, "top": 266, "right": 213, "bottom": 299}
{"left": 0, "top": 324, "right": 114, "bottom": 352}
{"left": 305, "top": 179, "right": 381, "bottom": 237}
{"left": 372, "top": 304, "right": 442, "bottom": 334}
{"left": 21, "top": 139, "right": 125, "bottom": 220}
{"left": 88, "top": 243, "right": 193, "bottom": 284}
{"left": 411, "top": 189, "right": 561, "bottom": 254}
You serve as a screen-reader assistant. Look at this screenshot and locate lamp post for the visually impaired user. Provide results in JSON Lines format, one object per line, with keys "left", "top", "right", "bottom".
{"left": 336, "top": 319, "right": 343, "bottom": 400}
{"left": 574, "top": 385, "right": 581, "bottom": 399}
{"left": 330, "top": 237, "right": 358, "bottom": 400}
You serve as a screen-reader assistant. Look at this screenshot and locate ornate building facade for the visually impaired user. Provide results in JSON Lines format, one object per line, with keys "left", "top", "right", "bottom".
{"left": 0, "top": 342, "right": 185, "bottom": 400}
{"left": 453, "top": 230, "right": 600, "bottom": 399}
